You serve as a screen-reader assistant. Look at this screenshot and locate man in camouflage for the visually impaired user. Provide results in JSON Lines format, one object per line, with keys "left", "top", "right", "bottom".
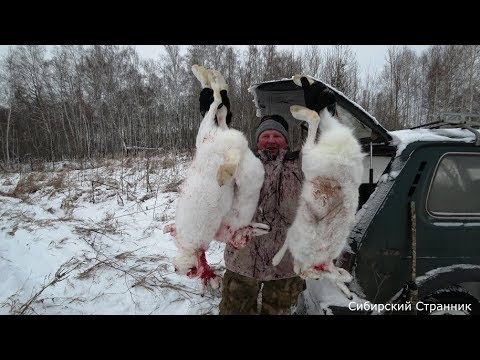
{"left": 219, "top": 114, "right": 305, "bottom": 315}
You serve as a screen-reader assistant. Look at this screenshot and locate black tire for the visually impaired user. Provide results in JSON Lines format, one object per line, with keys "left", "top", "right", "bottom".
{"left": 420, "top": 286, "right": 479, "bottom": 315}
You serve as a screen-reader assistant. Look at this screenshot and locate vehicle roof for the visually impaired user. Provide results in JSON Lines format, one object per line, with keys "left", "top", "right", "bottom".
{"left": 390, "top": 128, "right": 478, "bottom": 157}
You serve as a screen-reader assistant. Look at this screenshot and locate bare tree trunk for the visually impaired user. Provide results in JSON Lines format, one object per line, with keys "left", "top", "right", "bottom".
{"left": 5, "top": 105, "right": 11, "bottom": 166}
{"left": 467, "top": 45, "right": 478, "bottom": 113}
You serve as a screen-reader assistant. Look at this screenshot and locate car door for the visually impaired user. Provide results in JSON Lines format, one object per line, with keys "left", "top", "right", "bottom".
{"left": 413, "top": 146, "right": 480, "bottom": 274}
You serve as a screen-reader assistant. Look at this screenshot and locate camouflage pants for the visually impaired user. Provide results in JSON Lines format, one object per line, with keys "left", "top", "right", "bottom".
{"left": 219, "top": 269, "right": 306, "bottom": 315}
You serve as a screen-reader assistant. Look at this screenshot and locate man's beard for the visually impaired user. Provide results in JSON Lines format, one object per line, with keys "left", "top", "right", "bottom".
{"left": 264, "top": 149, "right": 277, "bottom": 160}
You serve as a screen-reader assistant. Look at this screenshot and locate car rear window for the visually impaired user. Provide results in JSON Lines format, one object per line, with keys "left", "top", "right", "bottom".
{"left": 427, "top": 153, "right": 480, "bottom": 216}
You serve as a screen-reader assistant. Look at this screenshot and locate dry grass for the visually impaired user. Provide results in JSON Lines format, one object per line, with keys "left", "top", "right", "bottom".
{"left": 1, "top": 257, "right": 82, "bottom": 315}
{"left": 29, "top": 160, "right": 46, "bottom": 172}
{"left": 13, "top": 173, "right": 42, "bottom": 197}
{"left": 123, "top": 156, "right": 134, "bottom": 168}
{"left": 74, "top": 213, "right": 122, "bottom": 240}
{"left": 77, "top": 258, "right": 116, "bottom": 280}
{"left": 159, "top": 155, "right": 176, "bottom": 169}
{"left": 0, "top": 152, "right": 198, "bottom": 312}
{"left": 7, "top": 224, "right": 18, "bottom": 236}
{"left": 45, "top": 173, "right": 65, "bottom": 189}
{"left": 164, "top": 180, "right": 182, "bottom": 193}
{"left": 7, "top": 171, "right": 70, "bottom": 202}
{"left": 61, "top": 197, "right": 75, "bottom": 215}
{"left": 139, "top": 193, "right": 155, "bottom": 202}
{"left": 159, "top": 213, "right": 171, "bottom": 222}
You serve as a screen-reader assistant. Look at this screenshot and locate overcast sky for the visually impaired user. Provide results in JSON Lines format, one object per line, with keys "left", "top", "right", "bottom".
{"left": 0, "top": 44, "right": 430, "bottom": 79}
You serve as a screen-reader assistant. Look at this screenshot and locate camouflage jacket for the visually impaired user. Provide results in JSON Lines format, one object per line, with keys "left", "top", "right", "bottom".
{"left": 224, "top": 147, "right": 304, "bottom": 281}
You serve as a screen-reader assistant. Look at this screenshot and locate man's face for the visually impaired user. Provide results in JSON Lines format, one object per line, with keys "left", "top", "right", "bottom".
{"left": 257, "top": 130, "right": 288, "bottom": 157}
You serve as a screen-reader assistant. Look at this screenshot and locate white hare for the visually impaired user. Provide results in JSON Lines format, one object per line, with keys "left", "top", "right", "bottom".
{"left": 166, "top": 65, "right": 268, "bottom": 293}
{"left": 272, "top": 75, "right": 364, "bottom": 298}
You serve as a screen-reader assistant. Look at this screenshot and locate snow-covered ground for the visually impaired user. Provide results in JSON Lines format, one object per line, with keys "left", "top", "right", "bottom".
{"left": 0, "top": 154, "right": 225, "bottom": 315}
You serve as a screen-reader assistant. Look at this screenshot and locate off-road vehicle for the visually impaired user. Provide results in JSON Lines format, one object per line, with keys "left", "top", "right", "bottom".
{"left": 250, "top": 79, "right": 480, "bottom": 314}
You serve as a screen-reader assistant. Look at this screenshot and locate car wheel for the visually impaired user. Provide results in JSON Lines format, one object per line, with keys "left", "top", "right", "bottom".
{"left": 420, "top": 286, "right": 479, "bottom": 315}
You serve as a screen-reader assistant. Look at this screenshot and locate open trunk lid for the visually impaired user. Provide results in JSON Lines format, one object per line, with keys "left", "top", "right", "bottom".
{"left": 249, "top": 78, "right": 392, "bottom": 144}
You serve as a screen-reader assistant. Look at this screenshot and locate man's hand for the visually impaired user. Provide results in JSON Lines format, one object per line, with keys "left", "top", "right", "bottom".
{"left": 220, "top": 90, "right": 232, "bottom": 126}
{"left": 199, "top": 88, "right": 232, "bottom": 125}
{"left": 300, "top": 77, "right": 336, "bottom": 115}
{"left": 163, "top": 223, "right": 177, "bottom": 237}
{"left": 199, "top": 88, "right": 214, "bottom": 117}
{"left": 215, "top": 222, "right": 270, "bottom": 248}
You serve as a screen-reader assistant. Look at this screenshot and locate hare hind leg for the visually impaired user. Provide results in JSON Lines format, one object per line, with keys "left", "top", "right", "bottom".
{"left": 290, "top": 105, "right": 320, "bottom": 150}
